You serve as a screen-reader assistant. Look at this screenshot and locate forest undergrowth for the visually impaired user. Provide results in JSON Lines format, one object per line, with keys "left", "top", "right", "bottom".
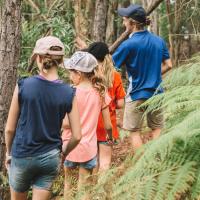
{"left": 1, "top": 55, "right": 200, "bottom": 200}
{"left": 51, "top": 54, "right": 200, "bottom": 200}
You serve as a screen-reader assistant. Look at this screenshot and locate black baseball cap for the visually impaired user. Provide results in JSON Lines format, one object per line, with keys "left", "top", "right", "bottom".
{"left": 83, "top": 42, "right": 109, "bottom": 62}
{"left": 118, "top": 4, "right": 147, "bottom": 24}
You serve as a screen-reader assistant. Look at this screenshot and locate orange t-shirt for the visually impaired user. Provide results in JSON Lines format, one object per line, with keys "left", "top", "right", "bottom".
{"left": 97, "top": 71, "right": 126, "bottom": 141}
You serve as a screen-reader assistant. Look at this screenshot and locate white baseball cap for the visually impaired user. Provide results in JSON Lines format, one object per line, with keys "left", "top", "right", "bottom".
{"left": 64, "top": 51, "right": 98, "bottom": 73}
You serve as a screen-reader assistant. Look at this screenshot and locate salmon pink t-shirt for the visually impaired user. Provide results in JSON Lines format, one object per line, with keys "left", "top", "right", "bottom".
{"left": 62, "top": 87, "right": 111, "bottom": 162}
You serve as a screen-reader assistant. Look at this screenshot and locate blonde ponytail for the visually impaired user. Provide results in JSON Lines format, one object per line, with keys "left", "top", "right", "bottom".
{"left": 101, "top": 54, "right": 115, "bottom": 88}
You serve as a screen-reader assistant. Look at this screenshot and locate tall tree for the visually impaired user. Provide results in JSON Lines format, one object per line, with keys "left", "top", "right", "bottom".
{"left": 74, "top": 0, "right": 94, "bottom": 41}
{"left": 166, "top": 0, "right": 175, "bottom": 63}
{"left": 105, "top": 1, "right": 117, "bottom": 45}
{"left": 92, "top": 0, "right": 109, "bottom": 41}
{"left": 142, "top": 0, "right": 160, "bottom": 34}
{"left": 165, "top": 0, "right": 199, "bottom": 66}
{"left": 0, "top": 1, "right": 21, "bottom": 198}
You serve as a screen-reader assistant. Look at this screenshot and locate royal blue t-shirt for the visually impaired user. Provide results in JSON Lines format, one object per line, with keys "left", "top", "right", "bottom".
{"left": 112, "top": 30, "right": 170, "bottom": 101}
{"left": 11, "top": 76, "right": 75, "bottom": 158}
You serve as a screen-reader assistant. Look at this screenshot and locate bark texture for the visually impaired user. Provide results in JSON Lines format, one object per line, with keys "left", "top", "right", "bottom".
{"left": 74, "top": 0, "right": 94, "bottom": 40}
{"left": 92, "top": 0, "right": 108, "bottom": 41}
{"left": 0, "top": 0, "right": 21, "bottom": 199}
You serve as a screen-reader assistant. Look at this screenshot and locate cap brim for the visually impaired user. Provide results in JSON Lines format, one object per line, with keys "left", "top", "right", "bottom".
{"left": 46, "top": 49, "right": 65, "bottom": 56}
{"left": 63, "top": 58, "right": 72, "bottom": 70}
{"left": 80, "top": 48, "right": 89, "bottom": 52}
{"left": 118, "top": 8, "right": 129, "bottom": 17}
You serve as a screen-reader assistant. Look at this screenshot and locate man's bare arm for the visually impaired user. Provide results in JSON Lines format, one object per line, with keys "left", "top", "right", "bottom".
{"left": 162, "top": 59, "right": 173, "bottom": 75}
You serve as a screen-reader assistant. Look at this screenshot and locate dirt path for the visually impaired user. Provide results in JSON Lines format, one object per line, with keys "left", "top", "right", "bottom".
{"left": 111, "top": 136, "right": 131, "bottom": 167}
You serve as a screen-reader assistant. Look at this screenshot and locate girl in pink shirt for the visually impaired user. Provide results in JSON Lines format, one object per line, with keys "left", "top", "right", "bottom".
{"left": 62, "top": 51, "right": 113, "bottom": 198}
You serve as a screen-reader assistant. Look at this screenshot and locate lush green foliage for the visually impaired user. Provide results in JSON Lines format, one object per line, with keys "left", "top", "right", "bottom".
{"left": 20, "top": 1, "right": 75, "bottom": 75}
{"left": 13, "top": 1, "right": 200, "bottom": 199}
{"left": 159, "top": 2, "right": 169, "bottom": 42}
{"left": 73, "top": 54, "right": 200, "bottom": 200}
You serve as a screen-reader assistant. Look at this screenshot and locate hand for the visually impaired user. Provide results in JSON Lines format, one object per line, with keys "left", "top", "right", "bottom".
{"left": 5, "top": 153, "right": 12, "bottom": 170}
{"left": 61, "top": 153, "right": 66, "bottom": 165}
{"left": 106, "top": 136, "right": 114, "bottom": 146}
{"left": 62, "top": 143, "right": 68, "bottom": 157}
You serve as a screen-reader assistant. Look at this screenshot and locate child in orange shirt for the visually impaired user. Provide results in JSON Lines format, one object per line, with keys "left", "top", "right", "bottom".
{"left": 62, "top": 51, "right": 113, "bottom": 198}
{"left": 84, "top": 42, "right": 126, "bottom": 171}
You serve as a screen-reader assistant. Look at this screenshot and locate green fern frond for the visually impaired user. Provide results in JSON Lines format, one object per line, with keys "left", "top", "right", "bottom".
{"left": 143, "top": 177, "right": 157, "bottom": 200}
{"left": 75, "top": 55, "right": 200, "bottom": 200}
{"left": 190, "top": 168, "right": 200, "bottom": 200}
{"left": 166, "top": 162, "right": 197, "bottom": 200}
{"left": 154, "top": 170, "right": 175, "bottom": 200}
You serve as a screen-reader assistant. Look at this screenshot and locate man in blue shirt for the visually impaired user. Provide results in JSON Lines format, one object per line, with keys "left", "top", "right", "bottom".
{"left": 112, "top": 4, "right": 172, "bottom": 151}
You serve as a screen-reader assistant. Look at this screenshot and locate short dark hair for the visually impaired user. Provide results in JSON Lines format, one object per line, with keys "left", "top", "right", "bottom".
{"left": 84, "top": 42, "right": 109, "bottom": 62}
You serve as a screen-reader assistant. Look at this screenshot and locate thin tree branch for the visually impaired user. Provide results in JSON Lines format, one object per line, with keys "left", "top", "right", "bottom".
{"left": 25, "top": 0, "right": 40, "bottom": 14}
{"left": 147, "top": 0, "right": 164, "bottom": 15}
{"left": 25, "top": 0, "right": 47, "bottom": 20}
{"left": 47, "top": 0, "right": 60, "bottom": 17}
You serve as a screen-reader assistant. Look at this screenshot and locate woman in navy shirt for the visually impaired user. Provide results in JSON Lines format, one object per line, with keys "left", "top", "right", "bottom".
{"left": 5, "top": 36, "right": 81, "bottom": 200}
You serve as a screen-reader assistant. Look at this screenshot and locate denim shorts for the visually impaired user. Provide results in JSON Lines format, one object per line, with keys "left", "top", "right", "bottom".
{"left": 64, "top": 156, "right": 97, "bottom": 170}
{"left": 9, "top": 149, "right": 61, "bottom": 193}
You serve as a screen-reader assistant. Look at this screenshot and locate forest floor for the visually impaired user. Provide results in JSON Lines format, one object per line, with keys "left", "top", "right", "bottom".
{"left": 53, "top": 132, "right": 153, "bottom": 200}
{"left": 52, "top": 106, "right": 153, "bottom": 200}
{"left": 111, "top": 136, "right": 131, "bottom": 167}
{"left": 53, "top": 135, "right": 132, "bottom": 200}
{"left": 111, "top": 132, "right": 151, "bottom": 167}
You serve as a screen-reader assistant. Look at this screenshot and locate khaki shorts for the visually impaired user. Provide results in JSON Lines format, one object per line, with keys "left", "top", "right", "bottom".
{"left": 123, "top": 100, "right": 164, "bottom": 132}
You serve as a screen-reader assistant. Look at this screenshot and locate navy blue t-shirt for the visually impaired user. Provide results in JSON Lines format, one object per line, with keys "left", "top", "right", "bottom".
{"left": 11, "top": 76, "right": 75, "bottom": 158}
{"left": 112, "top": 30, "right": 170, "bottom": 101}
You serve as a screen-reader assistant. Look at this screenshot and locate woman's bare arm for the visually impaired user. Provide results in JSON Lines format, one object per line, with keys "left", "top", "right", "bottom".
{"left": 5, "top": 85, "right": 20, "bottom": 168}
{"left": 62, "top": 114, "right": 70, "bottom": 129}
{"left": 62, "top": 96, "right": 82, "bottom": 156}
{"left": 102, "top": 107, "right": 113, "bottom": 141}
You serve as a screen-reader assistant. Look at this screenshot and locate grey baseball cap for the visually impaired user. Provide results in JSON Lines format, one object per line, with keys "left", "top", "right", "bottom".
{"left": 64, "top": 51, "right": 98, "bottom": 73}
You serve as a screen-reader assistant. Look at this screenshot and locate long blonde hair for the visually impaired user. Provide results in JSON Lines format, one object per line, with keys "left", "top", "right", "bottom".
{"left": 70, "top": 67, "right": 106, "bottom": 99}
{"left": 101, "top": 54, "right": 115, "bottom": 88}
{"left": 85, "top": 67, "right": 106, "bottom": 98}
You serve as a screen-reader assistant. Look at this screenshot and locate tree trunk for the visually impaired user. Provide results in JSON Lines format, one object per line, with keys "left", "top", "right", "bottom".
{"left": 74, "top": 0, "right": 94, "bottom": 41}
{"left": 166, "top": 0, "right": 174, "bottom": 63}
{"left": 92, "top": 0, "right": 108, "bottom": 41}
{"left": 0, "top": 0, "right": 21, "bottom": 199}
{"left": 105, "top": 1, "right": 116, "bottom": 45}
{"left": 146, "top": 0, "right": 164, "bottom": 15}
{"left": 141, "top": 0, "right": 148, "bottom": 10}
{"left": 174, "top": 0, "right": 182, "bottom": 66}
{"left": 141, "top": 0, "right": 160, "bottom": 34}
{"left": 150, "top": 10, "right": 159, "bottom": 34}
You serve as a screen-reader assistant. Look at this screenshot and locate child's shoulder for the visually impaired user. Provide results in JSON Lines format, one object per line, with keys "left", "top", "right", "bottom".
{"left": 76, "top": 86, "right": 99, "bottom": 97}
{"left": 112, "top": 70, "right": 123, "bottom": 85}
